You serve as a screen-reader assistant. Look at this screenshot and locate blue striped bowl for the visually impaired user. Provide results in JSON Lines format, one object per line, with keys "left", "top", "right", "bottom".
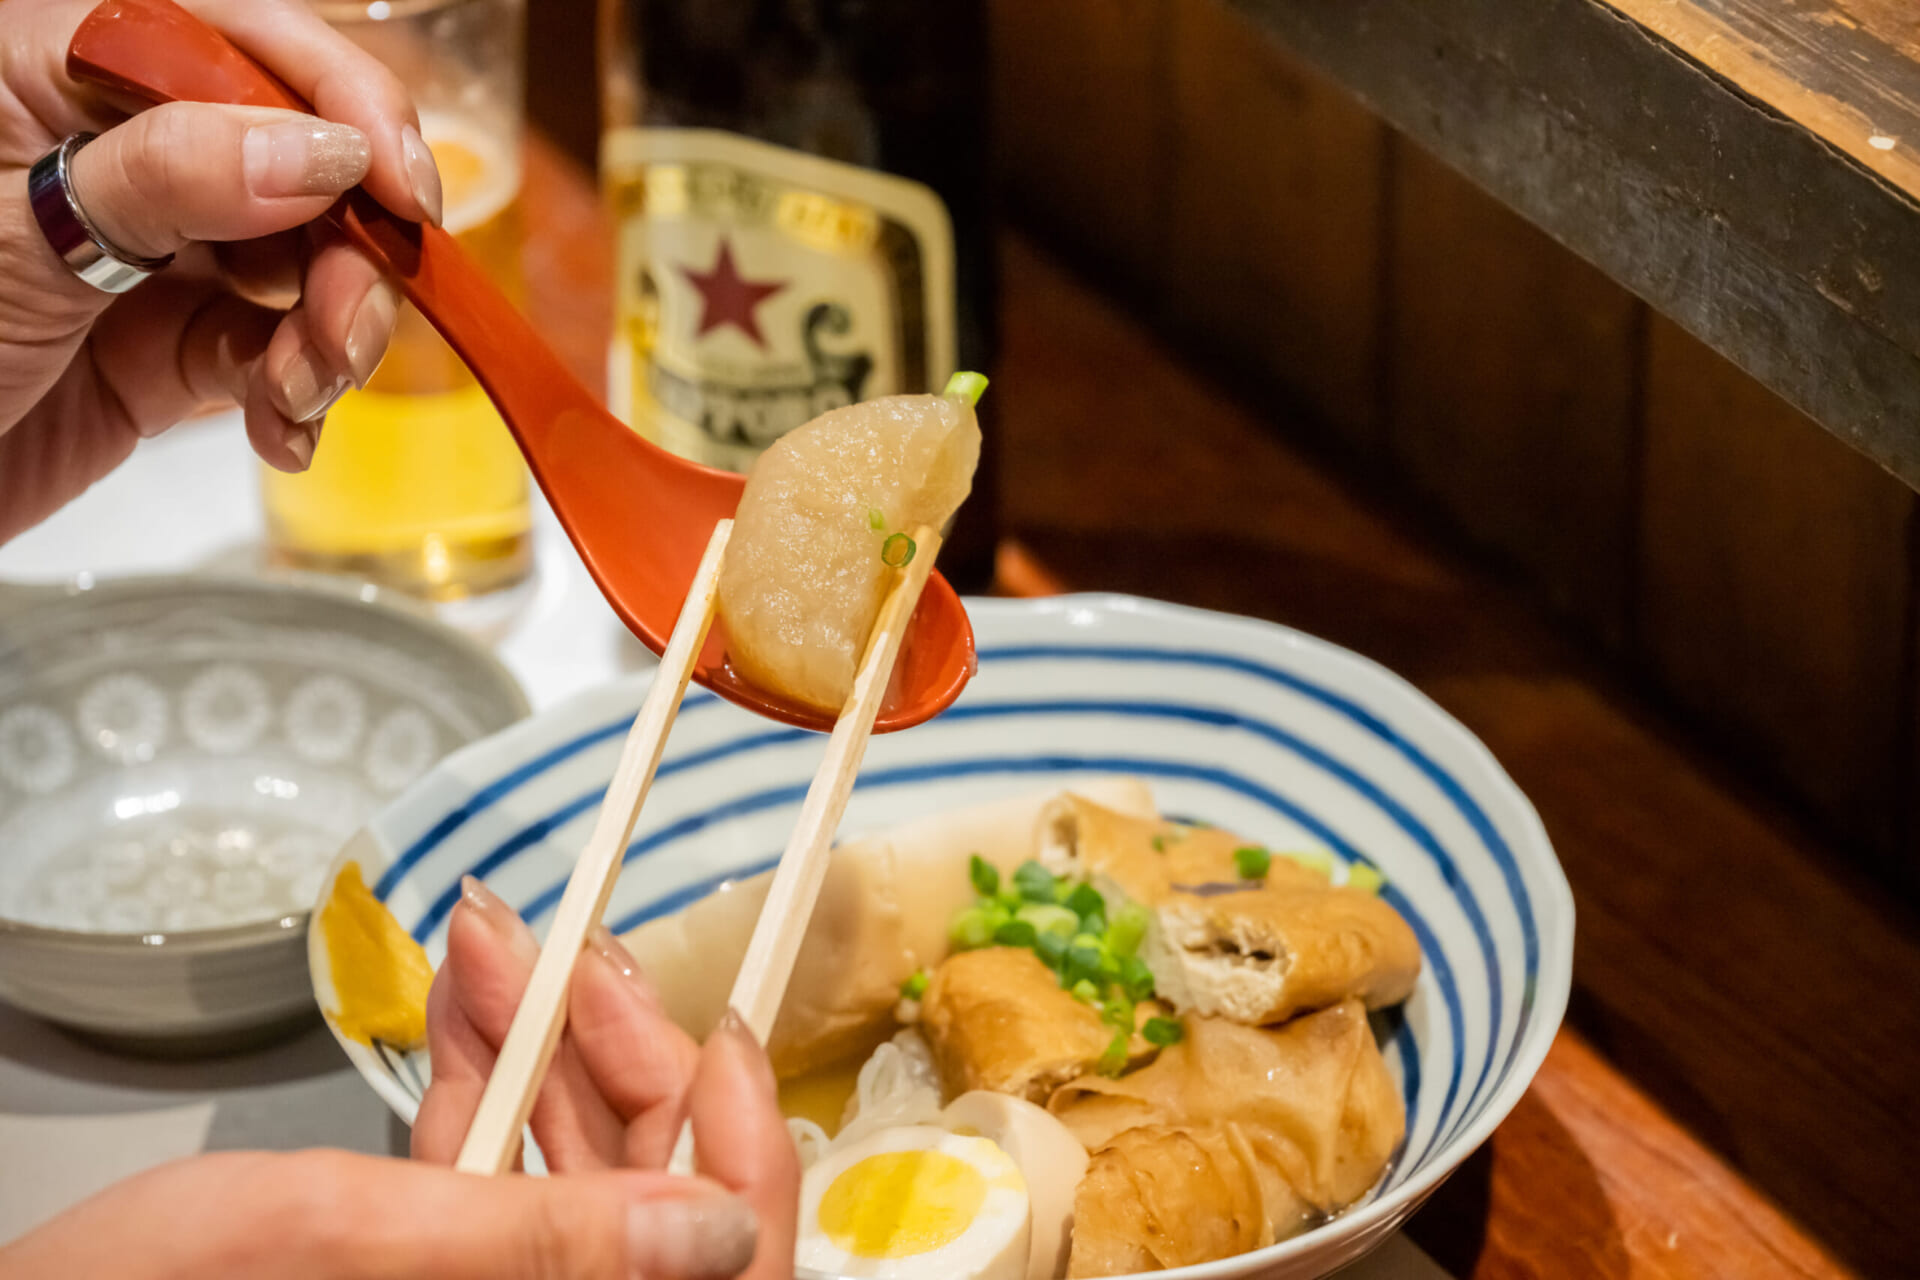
{"left": 310, "top": 594, "right": 1572, "bottom": 1279}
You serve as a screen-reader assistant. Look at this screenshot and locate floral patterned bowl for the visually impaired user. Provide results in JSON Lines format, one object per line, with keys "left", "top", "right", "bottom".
{"left": 0, "top": 575, "right": 527, "bottom": 1051}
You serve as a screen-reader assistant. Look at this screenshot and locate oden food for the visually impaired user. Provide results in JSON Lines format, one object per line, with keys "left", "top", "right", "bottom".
{"left": 633, "top": 779, "right": 1422, "bottom": 1277}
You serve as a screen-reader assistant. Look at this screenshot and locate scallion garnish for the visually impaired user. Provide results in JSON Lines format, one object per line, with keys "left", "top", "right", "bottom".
{"left": 1097, "top": 1027, "right": 1130, "bottom": 1076}
{"left": 881, "top": 532, "right": 916, "bottom": 568}
{"left": 1233, "top": 845, "right": 1272, "bottom": 881}
{"left": 1108, "top": 903, "right": 1150, "bottom": 959}
{"left": 943, "top": 370, "right": 990, "bottom": 405}
{"left": 1013, "top": 860, "right": 1058, "bottom": 903}
{"left": 900, "top": 969, "right": 930, "bottom": 1001}
{"left": 968, "top": 854, "right": 999, "bottom": 897}
{"left": 1142, "top": 1017, "right": 1184, "bottom": 1047}
{"left": 1071, "top": 978, "right": 1101, "bottom": 1005}
{"left": 868, "top": 507, "right": 886, "bottom": 531}
{"left": 1347, "top": 863, "right": 1386, "bottom": 895}
{"left": 994, "top": 918, "right": 1039, "bottom": 948}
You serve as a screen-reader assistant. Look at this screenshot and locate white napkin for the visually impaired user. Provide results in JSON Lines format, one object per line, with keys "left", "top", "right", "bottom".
{"left": 0, "top": 1103, "right": 216, "bottom": 1244}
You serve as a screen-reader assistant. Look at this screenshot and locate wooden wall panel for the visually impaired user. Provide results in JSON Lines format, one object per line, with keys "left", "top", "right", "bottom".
{"left": 987, "top": 0, "right": 1169, "bottom": 280}
{"left": 1388, "top": 142, "right": 1641, "bottom": 649}
{"left": 1639, "top": 314, "right": 1914, "bottom": 856}
{"left": 1162, "top": 0, "right": 1387, "bottom": 446}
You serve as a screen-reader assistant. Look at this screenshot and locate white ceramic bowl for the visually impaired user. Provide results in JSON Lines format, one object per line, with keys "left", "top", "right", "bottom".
{"left": 311, "top": 594, "right": 1573, "bottom": 1278}
{"left": 0, "top": 575, "right": 528, "bottom": 1051}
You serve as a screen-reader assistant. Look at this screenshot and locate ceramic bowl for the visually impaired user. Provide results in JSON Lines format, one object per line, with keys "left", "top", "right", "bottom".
{"left": 0, "top": 575, "right": 528, "bottom": 1051}
{"left": 310, "top": 594, "right": 1573, "bottom": 1278}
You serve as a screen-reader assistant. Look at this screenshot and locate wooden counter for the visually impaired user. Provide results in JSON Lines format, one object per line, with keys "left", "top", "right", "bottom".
{"left": 1228, "top": 0, "right": 1920, "bottom": 493}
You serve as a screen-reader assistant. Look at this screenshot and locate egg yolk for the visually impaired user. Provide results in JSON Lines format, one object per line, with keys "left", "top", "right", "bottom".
{"left": 818, "top": 1150, "right": 989, "bottom": 1258}
{"left": 317, "top": 861, "right": 433, "bottom": 1049}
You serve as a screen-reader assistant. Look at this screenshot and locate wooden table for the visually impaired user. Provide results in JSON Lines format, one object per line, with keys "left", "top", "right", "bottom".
{"left": 520, "top": 139, "right": 1863, "bottom": 1278}
{"left": 1230, "top": 0, "right": 1920, "bottom": 494}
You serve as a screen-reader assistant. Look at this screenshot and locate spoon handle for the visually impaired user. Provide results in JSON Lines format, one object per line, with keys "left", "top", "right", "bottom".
{"left": 65, "top": 0, "right": 601, "bottom": 461}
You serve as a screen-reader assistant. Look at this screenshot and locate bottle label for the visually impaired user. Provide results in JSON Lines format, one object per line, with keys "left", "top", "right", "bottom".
{"left": 602, "top": 127, "right": 958, "bottom": 472}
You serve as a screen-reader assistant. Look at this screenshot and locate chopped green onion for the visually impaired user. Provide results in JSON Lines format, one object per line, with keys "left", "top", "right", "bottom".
{"left": 1071, "top": 978, "right": 1101, "bottom": 1005}
{"left": 1065, "top": 883, "right": 1106, "bottom": 921}
{"left": 867, "top": 507, "right": 886, "bottom": 531}
{"left": 1102, "top": 998, "right": 1136, "bottom": 1035}
{"left": 1035, "top": 928, "right": 1071, "bottom": 969}
{"left": 968, "top": 854, "right": 999, "bottom": 898}
{"left": 1285, "top": 849, "right": 1335, "bottom": 878}
{"left": 1065, "top": 941, "right": 1106, "bottom": 987}
{"left": 943, "top": 370, "right": 990, "bottom": 405}
{"left": 881, "top": 532, "right": 916, "bottom": 568}
{"left": 1142, "top": 1017, "right": 1184, "bottom": 1047}
{"left": 1150, "top": 834, "right": 1167, "bottom": 853}
{"left": 1097, "top": 1028, "right": 1130, "bottom": 1076}
{"left": 1233, "top": 845, "right": 1272, "bottom": 881}
{"left": 1080, "top": 913, "right": 1108, "bottom": 940}
{"left": 1347, "top": 863, "right": 1386, "bottom": 895}
{"left": 1016, "top": 903, "right": 1079, "bottom": 939}
{"left": 900, "top": 970, "right": 929, "bottom": 1001}
{"left": 1108, "top": 903, "right": 1150, "bottom": 959}
{"left": 1120, "top": 955, "right": 1156, "bottom": 1001}
{"left": 994, "top": 919, "right": 1039, "bottom": 948}
{"left": 995, "top": 885, "right": 1024, "bottom": 912}
{"left": 950, "top": 906, "right": 995, "bottom": 951}
{"left": 1013, "top": 860, "right": 1058, "bottom": 903}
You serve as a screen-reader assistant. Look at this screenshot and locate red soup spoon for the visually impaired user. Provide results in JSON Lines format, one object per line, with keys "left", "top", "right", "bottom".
{"left": 64, "top": 0, "right": 976, "bottom": 734}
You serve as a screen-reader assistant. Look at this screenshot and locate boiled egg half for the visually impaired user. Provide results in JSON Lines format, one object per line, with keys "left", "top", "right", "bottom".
{"left": 796, "top": 1125, "right": 1030, "bottom": 1280}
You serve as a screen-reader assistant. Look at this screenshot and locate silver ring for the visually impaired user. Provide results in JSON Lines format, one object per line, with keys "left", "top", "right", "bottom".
{"left": 27, "top": 133, "right": 173, "bottom": 295}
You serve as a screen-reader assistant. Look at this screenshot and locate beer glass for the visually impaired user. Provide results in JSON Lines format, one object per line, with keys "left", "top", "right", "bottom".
{"left": 262, "top": 0, "right": 532, "bottom": 599}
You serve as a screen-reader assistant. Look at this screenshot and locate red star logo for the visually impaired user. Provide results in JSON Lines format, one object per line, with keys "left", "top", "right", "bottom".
{"left": 678, "top": 239, "right": 787, "bottom": 349}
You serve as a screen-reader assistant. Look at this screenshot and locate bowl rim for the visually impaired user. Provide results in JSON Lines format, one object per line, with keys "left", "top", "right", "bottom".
{"left": 0, "top": 569, "right": 532, "bottom": 951}
{"left": 317, "top": 591, "right": 1576, "bottom": 1277}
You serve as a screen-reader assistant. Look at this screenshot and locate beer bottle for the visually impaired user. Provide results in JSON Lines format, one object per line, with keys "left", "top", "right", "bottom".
{"left": 598, "top": 0, "right": 999, "bottom": 593}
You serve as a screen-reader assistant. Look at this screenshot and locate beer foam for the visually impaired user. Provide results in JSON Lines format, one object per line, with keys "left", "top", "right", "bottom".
{"left": 418, "top": 109, "right": 522, "bottom": 235}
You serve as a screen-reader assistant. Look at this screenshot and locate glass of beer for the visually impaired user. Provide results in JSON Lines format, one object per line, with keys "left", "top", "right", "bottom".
{"left": 262, "top": 0, "right": 532, "bottom": 600}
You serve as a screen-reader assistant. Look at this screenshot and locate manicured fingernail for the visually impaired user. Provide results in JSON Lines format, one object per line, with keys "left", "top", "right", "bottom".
{"left": 244, "top": 120, "right": 370, "bottom": 199}
{"left": 458, "top": 874, "right": 537, "bottom": 952}
{"left": 345, "top": 282, "right": 398, "bottom": 387}
{"left": 711, "top": 1008, "right": 778, "bottom": 1093}
{"left": 282, "top": 421, "right": 319, "bottom": 471}
{"left": 587, "top": 925, "right": 669, "bottom": 1011}
{"left": 401, "top": 124, "right": 443, "bottom": 226}
{"left": 277, "top": 345, "right": 348, "bottom": 422}
{"left": 587, "top": 926, "right": 637, "bottom": 979}
{"left": 626, "top": 1195, "right": 758, "bottom": 1280}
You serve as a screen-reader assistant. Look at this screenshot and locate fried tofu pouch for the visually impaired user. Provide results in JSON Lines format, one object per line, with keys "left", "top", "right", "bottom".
{"left": 1039, "top": 795, "right": 1420, "bottom": 1025}
{"left": 621, "top": 778, "right": 1153, "bottom": 1077}
{"left": 921, "top": 947, "right": 1165, "bottom": 1102}
{"left": 1052, "top": 1001, "right": 1405, "bottom": 1276}
{"left": 1067, "top": 1125, "right": 1313, "bottom": 1277}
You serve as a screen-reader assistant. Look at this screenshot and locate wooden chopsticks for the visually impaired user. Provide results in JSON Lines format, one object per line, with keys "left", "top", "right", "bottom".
{"left": 454, "top": 520, "right": 731, "bottom": 1175}
{"left": 454, "top": 520, "right": 943, "bottom": 1179}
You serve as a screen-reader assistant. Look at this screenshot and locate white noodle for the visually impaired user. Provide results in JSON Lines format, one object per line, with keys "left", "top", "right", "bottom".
{"left": 833, "top": 1029, "right": 944, "bottom": 1150}
{"left": 788, "top": 1117, "right": 832, "bottom": 1169}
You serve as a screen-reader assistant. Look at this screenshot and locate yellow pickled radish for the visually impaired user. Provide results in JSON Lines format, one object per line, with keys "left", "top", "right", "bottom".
{"left": 718, "top": 387, "right": 982, "bottom": 713}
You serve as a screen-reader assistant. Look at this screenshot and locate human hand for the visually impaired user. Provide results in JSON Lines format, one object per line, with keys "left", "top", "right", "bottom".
{"left": 410, "top": 875, "right": 800, "bottom": 1280}
{"left": 0, "top": 876, "right": 799, "bottom": 1280}
{"left": 0, "top": 0, "right": 442, "bottom": 542}
{"left": 0, "top": 1147, "right": 766, "bottom": 1279}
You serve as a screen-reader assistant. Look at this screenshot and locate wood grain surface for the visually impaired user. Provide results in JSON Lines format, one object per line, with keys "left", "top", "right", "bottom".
{"left": 521, "top": 134, "right": 1907, "bottom": 1277}
{"left": 1599, "top": 0, "right": 1920, "bottom": 201}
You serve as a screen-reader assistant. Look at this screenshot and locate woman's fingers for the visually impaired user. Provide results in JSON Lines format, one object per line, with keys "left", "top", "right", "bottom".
{"left": 300, "top": 234, "right": 397, "bottom": 391}
{"left": 409, "top": 877, "right": 631, "bottom": 1173}
{"left": 66, "top": 104, "right": 369, "bottom": 263}
{"left": 1, "top": 1150, "right": 760, "bottom": 1280}
{"left": 688, "top": 1014, "right": 802, "bottom": 1280}
{"left": 570, "top": 930, "right": 703, "bottom": 1168}
{"left": 181, "top": 0, "right": 441, "bottom": 225}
